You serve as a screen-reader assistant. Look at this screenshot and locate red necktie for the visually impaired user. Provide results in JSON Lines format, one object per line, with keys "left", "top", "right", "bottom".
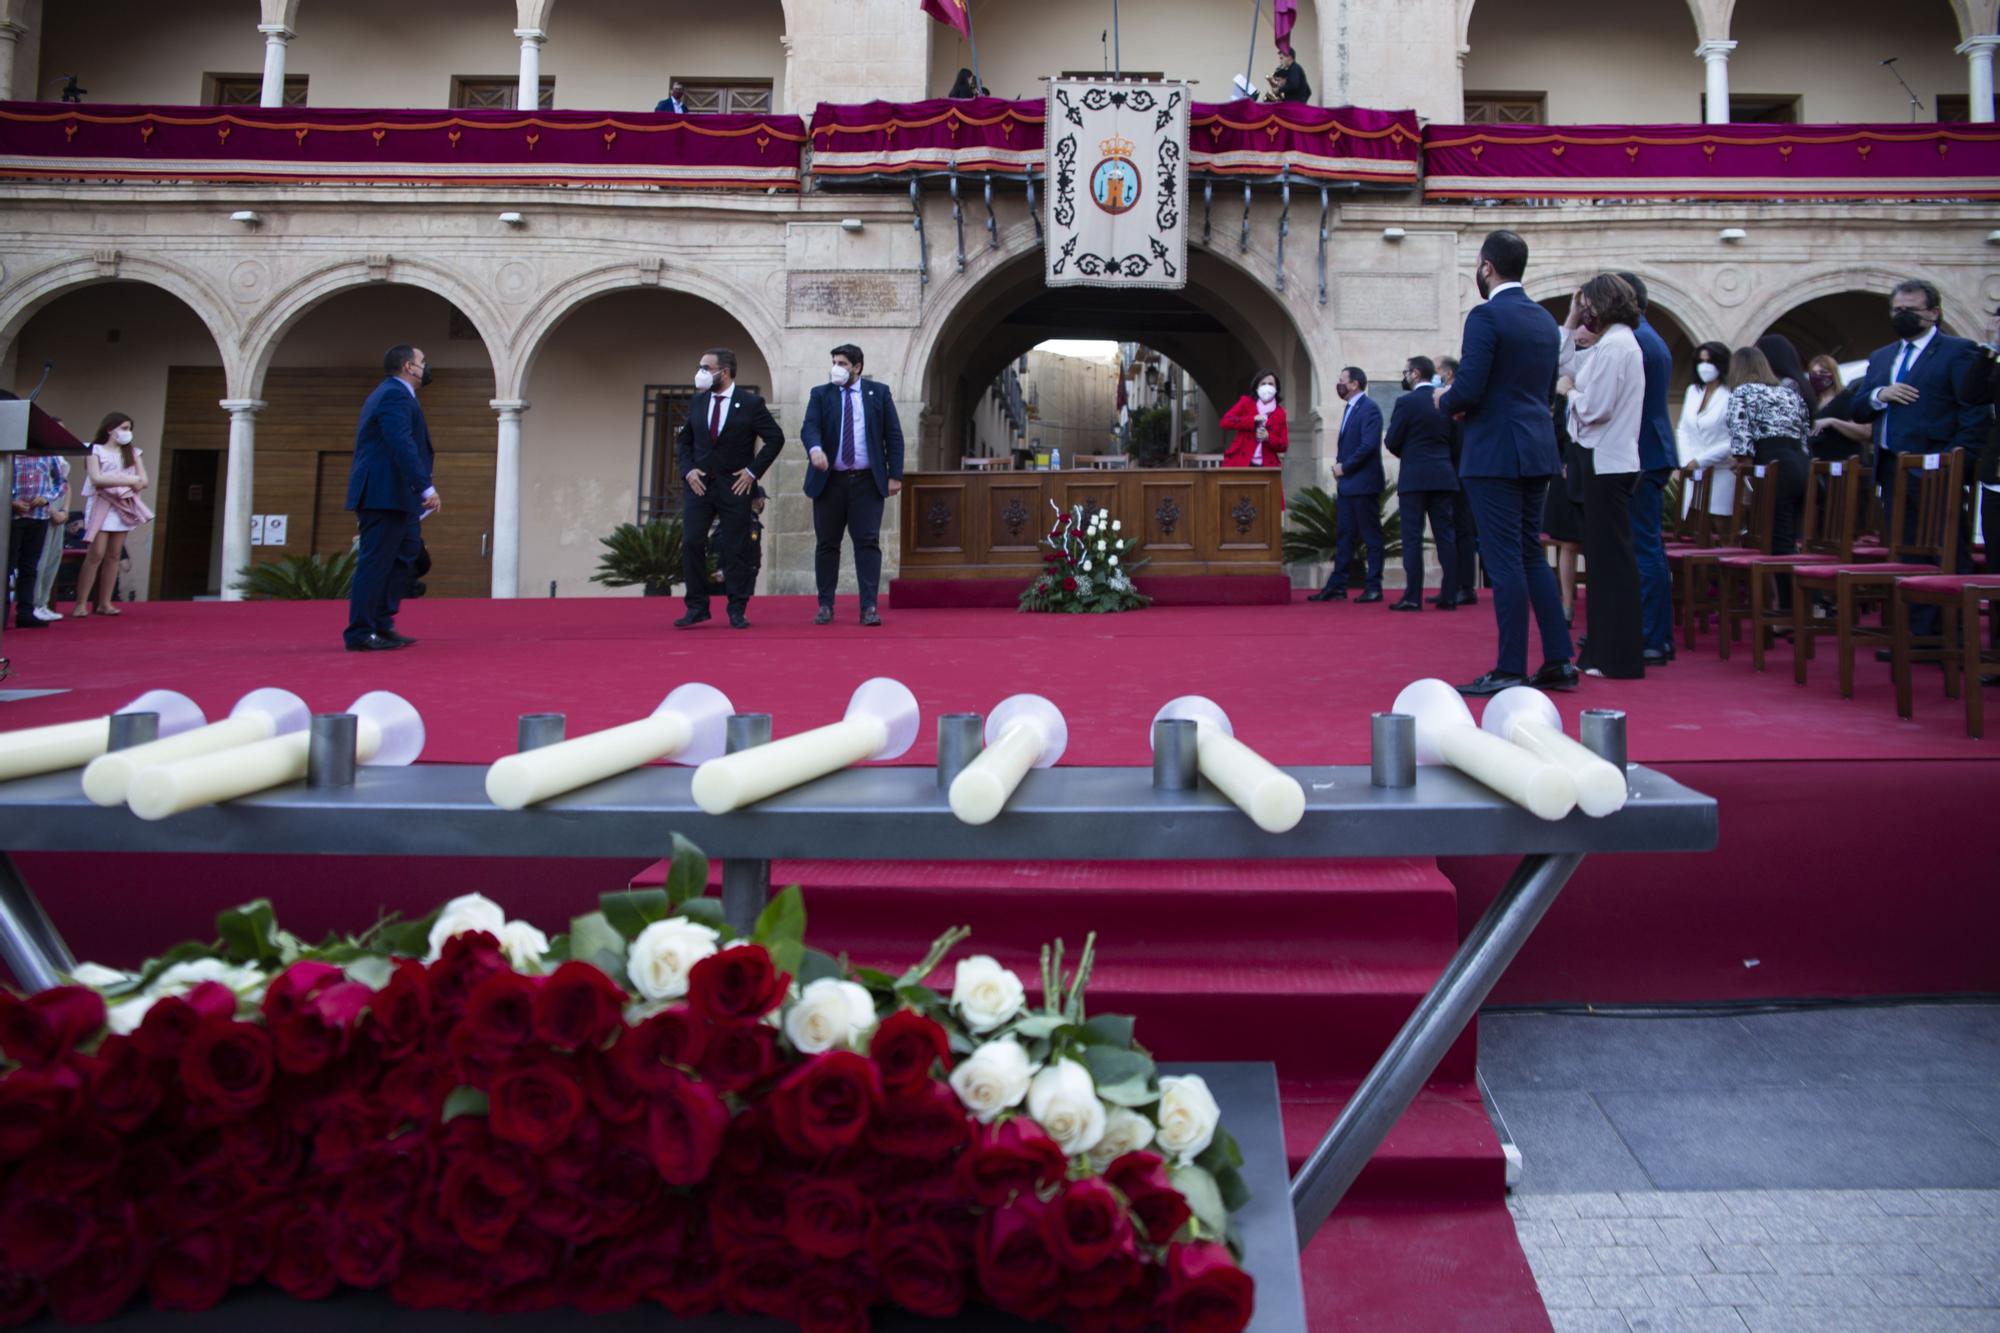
{"left": 708, "top": 392, "right": 723, "bottom": 442}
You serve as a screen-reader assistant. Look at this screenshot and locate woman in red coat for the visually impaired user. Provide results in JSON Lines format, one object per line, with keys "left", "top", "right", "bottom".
{"left": 1219, "top": 371, "right": 1288, "bottom": 471}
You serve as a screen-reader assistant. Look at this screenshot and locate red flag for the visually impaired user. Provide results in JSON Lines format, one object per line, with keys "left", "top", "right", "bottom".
{"left": 1273, "top": 0, "right": 1298, "bottom": 54}
{"left": 921, "top": 0, "right": 971, "bottom": 41}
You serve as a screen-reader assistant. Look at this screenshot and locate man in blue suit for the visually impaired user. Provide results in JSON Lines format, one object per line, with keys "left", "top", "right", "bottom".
{"left": 1620, "top": 273, "right": 1677, "bottom": 666}
{"left": 1385, "top": 356, "right": 1460, "bottom": 612}
{"left": 1308, "top": 368, "right": 1385, "bottom": 602}
{"left": 800, "top": 343, "right": 905, "bottom": 626}
{"left": 1433, "top": 230, "right": 1577, "bottom": 695}
{"left": 343, "top": 344, "right": 437, "bottom": 652}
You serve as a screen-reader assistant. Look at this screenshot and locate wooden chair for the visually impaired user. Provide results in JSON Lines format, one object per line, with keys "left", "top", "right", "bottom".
{"left": 1674, "top": 463, "right": 1773, "bottom": 651}
{"left": 1889, "top": 573, "right": 2000, "bottom": 732}
{"left": 1789, "top": 451, "right": 1967, "bottom": 697}
{"left": 1668, "top": 469, "right": 1714, "bottom": 544}
{"left": 1078, "top": 454, "right": 1129, "bottom": 470}
{"left": 960, "top": 456, "right": 1009, "bottom": 471}
{"left": 1716, "top": 458, "right": 1875, "bottom": 671}
{"left": 1179, "top": 452, "right": 1224, "bottom": 470}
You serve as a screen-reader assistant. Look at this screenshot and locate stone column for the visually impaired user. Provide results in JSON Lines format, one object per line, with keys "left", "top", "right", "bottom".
{"left": 490, "top": 399, "right": 528, "bottom": 598}
{"left": 218, "top": 399, "right": 264, "bottom": 602}
{"left": 515, "top": 28, "right": 546, "bottom": 110}
{"left": 1697, "top": 41, "right": 1737, "bottom": 123}
{"left": 1961, "top": 36, "right": 1999, "bottom": 123}
{"left": 0, "top": 21, "right": 26, "bottom": 102}
{"left": 257, "top": 24, "right": 293, "bottom": 107}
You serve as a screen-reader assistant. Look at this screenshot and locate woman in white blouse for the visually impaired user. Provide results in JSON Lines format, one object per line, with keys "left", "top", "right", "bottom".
{"left": 1676, "top": 340, "right": 1735, "bottom": 520}
{"left": 71, "top": 411, "right": 153, "bottom": 617}
{"left": 1557, "top": 273, "right": 1648, "bottom": 679}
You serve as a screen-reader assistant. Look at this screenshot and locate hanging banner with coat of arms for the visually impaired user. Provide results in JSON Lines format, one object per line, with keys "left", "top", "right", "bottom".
{"left": 1045, "top": 79, "right": 1189, "bottom": 290}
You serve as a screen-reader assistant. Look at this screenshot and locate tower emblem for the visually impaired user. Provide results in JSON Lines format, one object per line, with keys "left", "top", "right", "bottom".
{"left": 1089, "top": 133, "right": 1142, "bottom": 216}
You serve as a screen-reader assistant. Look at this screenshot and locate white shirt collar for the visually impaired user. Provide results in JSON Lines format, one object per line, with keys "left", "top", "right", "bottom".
{"left": 1486, "top": 281, "right": 1524, "bottom": 298}
{"left": 1904, "top": 325, "right": 1938, "bottom": 357}
{"left": 396, "top": 377, "right": 416, "bottom": 397}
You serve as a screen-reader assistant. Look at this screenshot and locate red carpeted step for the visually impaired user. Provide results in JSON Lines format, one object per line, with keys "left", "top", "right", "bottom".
{"left": 1303, "top": 1199, "right": 1552, "bottom": 1332}
{"left": 1280, "top": 1079, "right": 1506, "bottom": 1202}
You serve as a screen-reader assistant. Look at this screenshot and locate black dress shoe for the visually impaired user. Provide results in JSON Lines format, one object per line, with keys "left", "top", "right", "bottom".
{"left": 1435, "top": 597, "right": 1459, "bottom": 611}
{"left": 382, "top": 630, "right": 416, "bottom": 647}
{"left": 728, "top": 612, "right": 751, "bottom": 629}
{"left": 1428, "top": 593, "right": 1449, "bottom": 606}
{"left": 1530, "top": 661, "right": 1582, "bottom": 692}
{"left": 814, "top": 606, "right": 834, "bottom": 626}
{"left": 1459, "top": 670, "right": 1530, "bottom": 697}
{"left": 1388, "top": 599, "right": 1423, "bottom": 612}
{"left": 1357, "top": 590, "right": 1384, "bottom": 604}
{"left": 860, "top": 608, "right": 882, "bottom": 627}
{"left": 674, "top": 611, "right": 711, "bottom": 629}
{"left": 1642, "top": 648, "right": 1669, "bottom": 668}
{"left": 1307, "top": 589, "right": 1346, "bottom": 602}
{"left": 10, "top": 618, "right": 45, "bottom": 631}
{"left": 1452, "top": 590, "right": 1479, "bottom": 606}
{"left": 345, "top": 633, "right": 407, "bottom": 652}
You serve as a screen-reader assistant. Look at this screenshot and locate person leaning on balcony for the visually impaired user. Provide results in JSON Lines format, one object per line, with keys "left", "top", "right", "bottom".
{"left": 1804, "top": 354, "right": 1870, "bottom": 462}
{"left": 1557, "top": 274, "right": 1647, "bottom": 680}
{"left": 1677, "top": 340, "right": 1736, "bottom": 519}
{"left": 655, "top": 81, "right": 688, "bottom": 114}
{"left": 1218, "top": 370, "right": 1289, "bottom": 474}
{"left": 1266, "top": 46, "right": 1312, "bottom": 103}
{"left": 947, "top": 68, "right": 979, "bottom": 99}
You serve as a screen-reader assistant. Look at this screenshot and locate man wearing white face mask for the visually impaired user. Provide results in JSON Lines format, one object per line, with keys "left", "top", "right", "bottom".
{"left": 676, "top": 348, "right": 785, "bottom": 629}
{"left": 800, "top": 343, "right": 905, "bottom": 626}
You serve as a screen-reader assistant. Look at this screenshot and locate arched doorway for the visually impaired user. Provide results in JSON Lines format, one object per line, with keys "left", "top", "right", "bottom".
{"left": 518, "top": 288, "right": 778, "bottom": 598}
{"left": 1537, "top": 290, "right": 1697, "bottom": 399}
{"left": 1762, "top": 292, "right": 1902, "bottom": 372}
{"left": 6, "top": 281, "right": 232, "bottom": 602}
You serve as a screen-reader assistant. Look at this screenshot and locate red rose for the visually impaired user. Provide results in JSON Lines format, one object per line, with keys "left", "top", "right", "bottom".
{"left": 647, "top": 1070, "right": 729, "bottom": 1185}
{"left": 658, "top": 1248, "right": 722, "bottom": 1318}
{"left": 147, "top": 1228, "right": 232, "bottom": 1313}
{"left": 1107, "top": 1150, "right": 1194, "bottom": 1245}
{"left": 0, "top": 1272, "right": 42, "bottom": 1326}
{"left": 720, "top": 1242, "right": 798, "bottom": 1320}
{"left": 271, "top": 979, "right": 371, "bottom": 1075}
{"left": 0, "top": 987, "right": 104, "bottom": 1067}
{"left": 390, "top": 1244, "right": 489, "bottom": 1311}
{"left": 532, "top": 960, "right": 626, "bottom": 1050}
{"left": 131, "top": 981, "right": 234, "bottom": 1062}
{"left": 0, "top": 1195, "right": 90, "bottom": 1277}
{"left": 488, "top": 1059, "right": 585, "bottom": 1153}
{"left": 489, "top": 1224, "right": 557, "bottom": 1289}
{"left": 784, "top": 1177, "right": 871, "bottom": 1259}
{"left": 955, "top": 1117, "right": 1067, "bottom": 1206}
{"left": 267, "top": 1199, "right": 337, "bottom": 1300}
{"left": 438, "top": 1153, "right": 532, "bottom": 1253}
{"left": 709, "top": 1177, "right": 788, "bottom": 1248}
{"left": 329, "top": 1207, "right": 405, "bottom": 1289}
{"left": 311, "top": 1097, "right": 386, "bottom": 1173}
{"left": 687, "top": 944, "right": 789, "bottom": 1023}
{"left": 1063, "top": 1251, "right": 1144, "bottom": 1313}
{"left": 794, "top": 1262, "right": 873, "bottom": 1333}
{"left": 44, "top": 1210, "right": 144, "bottom": 1323}
{"left": 699, "top": 1019, "right": 780, "bottom": 1094}
{"left": 0, "top": 1065, "right": 79, "bottom": 1160}
{"left": 338, "top": 1143, "right": 429, "bottom": 1221}
{"left": 1063, "top": 577, "right": 1078, "bottom": 591}
{"left": 868, "top": 1077, "right": 972, "bottom": 1162}
{"left": 261, "top": 960, "right": 343, "bottom": 1023}
{"left": 23, "top": 1117, "right": 121, "bottom": 1195}
{"left": 1068, "top": 1262, "right": 1161, "bottom": 1333}
{"left": 427, "top": 932, "right": 506, "bottom": 1015}
{"left": 379, "top": 1055, "right": 447, "bottom": 1120}
{"left": 577, "top": 1047, "right": 643, "bottom": 1126}
{"left": 871, "top": 1009, "right": 951, "bottom": 1092}
{"left": 877, "top": 1225, "right": 965, "bottom": 1318}
{"left": 976, "top": 1196, "right": 1061, "bottom": 1318}
{"left": 85, "top": 1035, "right": 161, "bottom": 1133}
{"left": 461, "top": 970, "right": 538, "bottom": 1049}
{"left": 770, "top": 1051, "right": 881, "bottom": 1158}
{"left": 1044, "top": 1176, "right": 1135, "bottom": 1271}
{"left": 1165, "top": 1240, "right": 1255, "bottom": 1333}
{"left": 574, "top": 1142, "right": 660, "bottom": 1225}
{"left": 613, "top": 1005, "right": 708, "bottom": 1093}
{"left": 368, "top": 959, "right": 433, "bottom": 1060}
{"left": 178, "top": 1017, "right": 274, "bottom": 1115}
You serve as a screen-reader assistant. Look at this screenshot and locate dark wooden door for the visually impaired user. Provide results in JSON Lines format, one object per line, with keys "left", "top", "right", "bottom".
{"left": 158, "top": 448, "right": 219, "bottom": 599}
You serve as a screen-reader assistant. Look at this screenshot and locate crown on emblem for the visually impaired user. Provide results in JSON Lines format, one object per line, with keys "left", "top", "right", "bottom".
{"left": 1097, "top": 133, "right": 1135, "bottom": 160}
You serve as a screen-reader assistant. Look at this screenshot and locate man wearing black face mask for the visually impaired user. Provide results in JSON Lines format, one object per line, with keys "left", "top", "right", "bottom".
{"left": 342, "top": 343, "right": 438, "bottom": 652}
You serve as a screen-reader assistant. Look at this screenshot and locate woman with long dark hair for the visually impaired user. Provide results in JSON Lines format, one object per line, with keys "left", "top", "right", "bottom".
{"left": 1804, "top": 354, "right": 1870, "bottom": 462}
{"left": 1755, "top": 333, "right": 1813, "bottom": 408}
{"left": 70, "top": 410, "right": 153, "bottom": 617}
{"left": 1559, "top": 274, "right": 1648, "bottom": 679}
{"left": 1677, "top": 340, "right": 1736, "bottom": 518}
{"left": 1219, "top": 370, "right": 1289, "bottom": 474}
{"left": 1726, "top": 347, "right": 1812, "bottom": 602}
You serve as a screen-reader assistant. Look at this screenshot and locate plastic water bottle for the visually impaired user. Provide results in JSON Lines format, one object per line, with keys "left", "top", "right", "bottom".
{"left": 1050, "top": 447, "right": 1062, "bottom": 471}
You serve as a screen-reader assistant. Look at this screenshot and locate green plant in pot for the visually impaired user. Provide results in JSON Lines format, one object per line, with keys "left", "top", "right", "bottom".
{"left": 232, "top": 549, "right": 358, "bottom": 600}
{"left": 592, "top": 519, "right": 687, "bottom": 596}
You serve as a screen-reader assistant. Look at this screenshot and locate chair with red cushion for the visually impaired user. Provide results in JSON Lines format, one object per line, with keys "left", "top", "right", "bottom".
{"left": 1717, "top": 458, "right": 1877, "bottom": 671}
{"left": 1674, "top": 463, "right": 1772, "bottom": 651}
{"left": 1789, "top": 451, "right": 1967, "bottom": 698}
{"left": 1889, "top": 574, "right": 2000, "bottom": 731}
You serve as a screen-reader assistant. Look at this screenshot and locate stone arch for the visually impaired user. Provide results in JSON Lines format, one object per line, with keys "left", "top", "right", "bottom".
{"left": 1737, "top": 267, "right": 1979, "bottom": 349}
{"left": 1517, "top": 265, "right": 1711, "bottom": 339}
{"left": 1953, "top": 0, "right": 2000, "bottom": 40}
{"left": 0, "top": 254, "right": 246, "bottom": 392}
{"left": 1458, "top": 0, "right": 1722, "bottom": 48}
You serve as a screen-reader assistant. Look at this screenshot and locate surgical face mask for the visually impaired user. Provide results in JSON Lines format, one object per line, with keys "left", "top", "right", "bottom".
{"left": 112, "top": 427, "right": 134, "bottom": 445}
{"left": 1256, "top": 383, "right": 1276, "bottom": 403}
{"left": 417, "top": 365, "right": 433, "bottom": 388}
{"left": 694, "top": 367, "right": 715, "bottom": 392}
{"left": 1335, "top": 382, "right": 1352, "bottom": 401}
{"left": 1695, "top": 362, "right": 1720, "bottom": 384}
{"left": 830, "top": 364, "right": 851, "bottom": 386}
{"left": 1807, "top": 370, "right": 1835, "bottom": 393}
{"left": 1890, "top": 308, "right": 1929, "bottom": 340}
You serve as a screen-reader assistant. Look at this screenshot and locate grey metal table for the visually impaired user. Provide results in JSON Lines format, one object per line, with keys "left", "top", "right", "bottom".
{"left": 0, "top": 712, "right": 1717, "bottom": 1287}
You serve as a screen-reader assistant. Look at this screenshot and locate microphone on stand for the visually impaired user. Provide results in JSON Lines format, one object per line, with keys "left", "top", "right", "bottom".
{"left": 1878, "top": 57, "right": 1926, "bottom": 121}
{"left": 26, "top": 361, "right": 52, "bottom": 403}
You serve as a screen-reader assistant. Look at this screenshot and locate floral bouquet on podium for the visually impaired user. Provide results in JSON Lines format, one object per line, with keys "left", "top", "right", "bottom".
{"left": 0, "top": 837, "right": 1254, "bottom": 1332}
{"left": 1021, "top": 501, "right": 1151, "bottom": 614}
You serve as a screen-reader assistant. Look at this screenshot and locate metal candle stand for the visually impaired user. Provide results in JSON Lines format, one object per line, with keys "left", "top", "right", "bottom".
{"left": 0, "top": 701, "right": 1698, "bottom": 1294}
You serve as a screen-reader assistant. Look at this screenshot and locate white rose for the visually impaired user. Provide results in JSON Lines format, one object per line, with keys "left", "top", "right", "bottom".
{"left": 150, "top": 957, "right": 265, "bottom": 998}
{"left": 1096, "top": 541, "right": 1107, "bottom": 552}
{"left": 69, "top": 962, "right": 130, "bottom": 988}
{"left": 948, "top": 1038, "right": 1036, "bottom": 1122}
{"left": 951, "top": 955, "right": 1026, "bottom": 1033}
{"left": 1109, "top": 556, "right": 1120, "bottom": 567}
{"left": 1028, "top": 1059, "right": 1107, "bottom": 1157}
{"left": 497, "top": 919, "right": 551, "bottom": 973}
{"left": 1087, "top": 1106, "right": 1158, "bottom": 1169}
{"left": 784, "top": 977, "right": 878, "bottom": 1054}
{"left": 1082, "top": 560, "right": 1093, "bottom": 572}
{"left": 1156, "top": 1074, "right": 1222, "bottom": 1165}
{"left": 626, "top": 918, "right": 720, "bottom": 1001}
{"left": 1112, "top": 520, "right": 1122, "bottom": 531}
{"left": 425, "top": 893, "right": 507, "bottom": 961}
{"left": 104, "top": 995, "right": 158, "bottom": 1037}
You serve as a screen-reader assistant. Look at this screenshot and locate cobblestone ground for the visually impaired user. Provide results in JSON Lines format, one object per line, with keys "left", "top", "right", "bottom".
{"left": 1511, "top": 1188, "right": 2000, "bottom": 1333}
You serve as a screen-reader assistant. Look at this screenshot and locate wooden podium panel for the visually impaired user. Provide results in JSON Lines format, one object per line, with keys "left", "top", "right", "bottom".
{"left": 898, "top": 468, "right": 1283, "bottom": 579}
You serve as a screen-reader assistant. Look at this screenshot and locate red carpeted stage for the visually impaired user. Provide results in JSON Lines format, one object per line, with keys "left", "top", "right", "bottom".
{"left": 5, "top": 592, "right": 1996, "bottom": 1332}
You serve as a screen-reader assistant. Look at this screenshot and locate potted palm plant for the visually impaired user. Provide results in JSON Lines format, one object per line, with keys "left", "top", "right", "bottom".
{"left": 591, "top": 519, "right": 686, "bottom": 596}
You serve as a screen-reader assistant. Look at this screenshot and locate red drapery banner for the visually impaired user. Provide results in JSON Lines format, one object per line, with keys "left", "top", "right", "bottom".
{"left": 1423, "top": 121, "right": 2000, "bottom": 200}
{"left": 920, "top": 0, "right": 972, "bottom": 41}
{"left": 809, "top": 96, "right": 1420, "bottom": 185}
{"left": 0, "top": 102, "right": 808, "bottom": 190}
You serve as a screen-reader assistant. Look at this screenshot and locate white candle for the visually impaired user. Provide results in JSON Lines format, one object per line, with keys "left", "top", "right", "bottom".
{"left": 83, "top": 714, "right": 276, "bottom": 807}
{"left": 1477, "top": 685, "right": 1625, "bottom": 817}
{"left": 1193, "top": 723, "right": 1307, "bottom": 834}
{"left": 1435, "top": 725, "right": 1578, "bottom": 822}
{"left": 690, "top": 717, "right": 887, "bottom": 815}
{"left": 127, "top": 718, "right": 383, "bottom": 822}
{"left": 486, "top": 712, "right": 693, "bottom": 810}
{"left": 0, "top": 689, "right": 203, "bottom": 783}
{"left": 949, "top": 718, "right": 1046, "bottom": 826}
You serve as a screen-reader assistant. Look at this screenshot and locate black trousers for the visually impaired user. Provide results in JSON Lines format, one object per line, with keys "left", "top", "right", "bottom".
{"left": 1321, "top": 493, "right": 1385, "bottom": 593}
{"left": 346, "top": 507, "right": 416, "bottom": 645}
{"left": 1580, "top": 469, "right": 1645, "bottom": 679}
{"left": 8, "top": 516, "right": 47, "bottom": 627}
{"left": 814, "top": 470, "right": 887, "bottom": 610}
{"left": 683, "top": 477, "right": 753, "bottom": 614}
{"left": 1398, "top": 489, "right": 1460, "bottom": 602}
{"left": 1752, "top": 438, "right": 1810, "bottom": 611}
{"left": 1449, "top": 488, "right": 1480, "bottom": 591}
{"left": 385, "top": 522, "right": 424, "bottom": 619}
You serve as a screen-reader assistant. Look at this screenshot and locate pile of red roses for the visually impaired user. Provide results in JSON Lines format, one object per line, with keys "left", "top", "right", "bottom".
{"left": 0, "top": 937, "right": 1254, "bottom": 1332}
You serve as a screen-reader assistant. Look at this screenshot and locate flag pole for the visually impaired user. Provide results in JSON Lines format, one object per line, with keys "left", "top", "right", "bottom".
{"left": 1112, "top": 0, "right": 1121, "bottom": 78}
{"left": 1243, "top": 0, "right": 1262, "bottom": 98}
{"left": 966, "top": 1, "right": 983, "bottom": 91}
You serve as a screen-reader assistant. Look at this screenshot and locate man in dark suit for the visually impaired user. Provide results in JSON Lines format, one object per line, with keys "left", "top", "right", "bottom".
{"left": 676, "top": 347, "right": 786, "bottom": 630}
{"left": 1435, "top": 354, "right": 1478, "bottom": 606}
{"left": 654, "top": 82, "right": 688, "bottom": 114}
{"left": 1433, "top": 229, "right": 1577, "bottom": 695}
{"left": 1619, "top": 273, "right": 1678, "bottom": 667}
{"left": 800, "top": 343, "right": 905, "bottom": 626}
{"left": 1308, "top": 367, "right": 1385, "bottom": 603}
{"left": 1268, "top": 47, "right": 1312, "bottom": 104}
{"left": 1385, "top": 356, "right": 1460, "bottom": 612}
{"left": 343, "top": 344, "right": 437, "bottom": 652}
